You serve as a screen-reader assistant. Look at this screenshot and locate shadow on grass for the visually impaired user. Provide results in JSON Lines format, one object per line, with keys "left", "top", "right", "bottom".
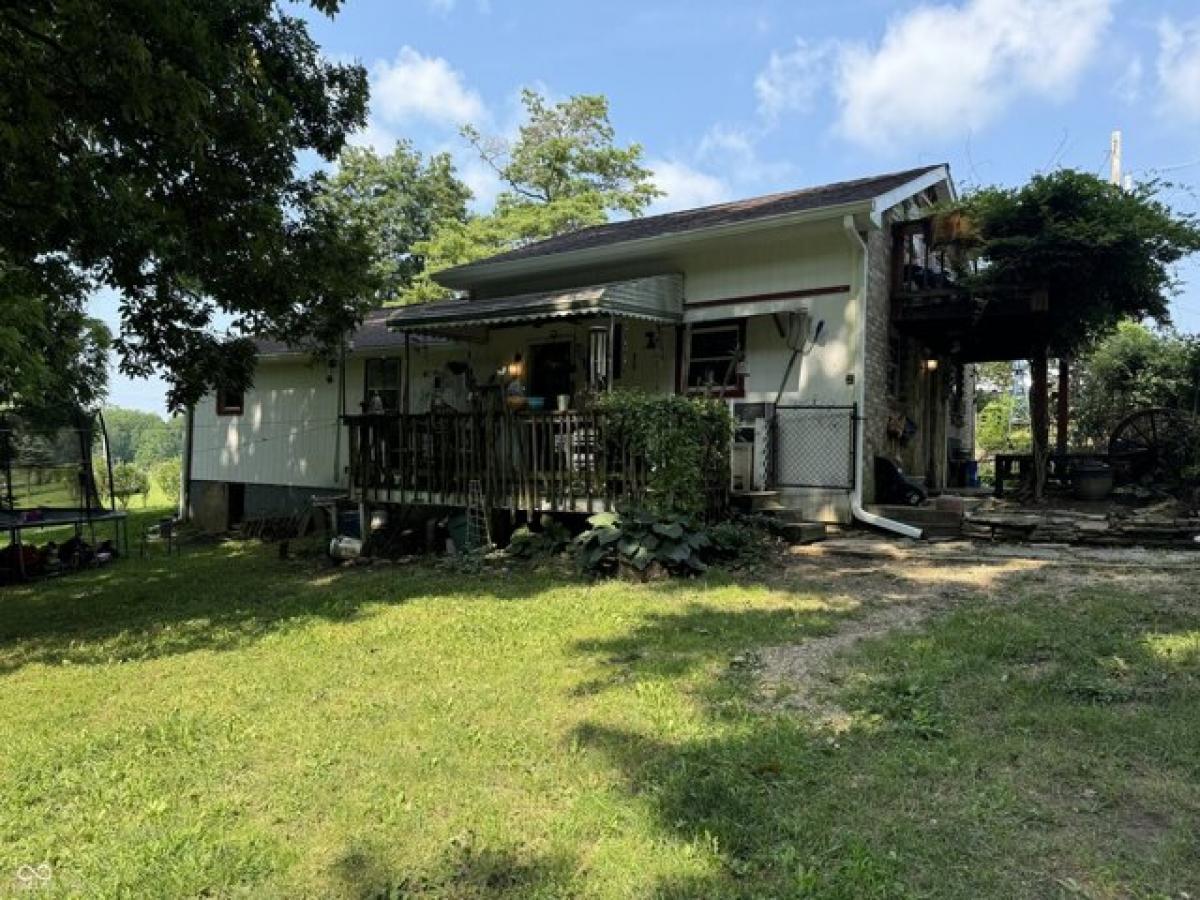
{"left": 570, "top": 572, "right": 1200, "bottom": 898}
{"left": 333, "top": 839, "right": 577, "bottom": 899}
{"left": 0, "top": 536, "right": 556, "bottom": 675}
{"left": 570, "top": 603, "right": 848, "bottom": 700}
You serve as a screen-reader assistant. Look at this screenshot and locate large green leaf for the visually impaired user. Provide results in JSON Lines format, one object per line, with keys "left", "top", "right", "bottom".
{"left": 597, "top": 527, "right": 622, "bottom": 545}
{"left": 652, "top": 522, "right": 684, "bottom": 539}
{"left": 631, "top": 546, "right": 653, "bottom": 570}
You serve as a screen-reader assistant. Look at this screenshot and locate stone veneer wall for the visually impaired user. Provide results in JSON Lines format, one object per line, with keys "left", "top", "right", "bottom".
{"left": 964, "top": 507, "right": 1200, "bottom": 548}
{"left": 861, "top": 219, "right": 893, "bottom": 504}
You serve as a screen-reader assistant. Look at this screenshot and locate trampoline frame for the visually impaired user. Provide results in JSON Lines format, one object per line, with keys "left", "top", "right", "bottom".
{"left": 1, "top": 408, "right": 129, "bottom": 579}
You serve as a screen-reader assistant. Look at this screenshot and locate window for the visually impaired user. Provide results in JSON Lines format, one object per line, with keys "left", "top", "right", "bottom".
{"left": 364, "top": 358, "right": 402, "bottom": 413}
{"left": 685, "top": 321, "right": 745, "bottom": 395}
{"left": 216, "top": 388, "right": 244, "bottom": 416}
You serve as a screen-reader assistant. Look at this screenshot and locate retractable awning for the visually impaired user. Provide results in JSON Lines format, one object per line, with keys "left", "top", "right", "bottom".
{"left": 385, "top": 274, "right": 683, "bottom": 335}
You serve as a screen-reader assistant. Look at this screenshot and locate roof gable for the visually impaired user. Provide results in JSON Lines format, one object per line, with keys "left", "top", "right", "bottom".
{"left": 436, "top": 164, "right": 948, "bottom": 288}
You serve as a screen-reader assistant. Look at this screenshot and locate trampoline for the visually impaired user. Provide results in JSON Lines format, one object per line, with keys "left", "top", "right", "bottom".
{"left": 0, "top": 408, "right": 128, "bottom": 580}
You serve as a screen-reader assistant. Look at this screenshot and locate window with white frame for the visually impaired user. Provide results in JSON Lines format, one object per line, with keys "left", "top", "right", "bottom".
{"left": 364, "top": 358, "right": 402, "bottom": 412}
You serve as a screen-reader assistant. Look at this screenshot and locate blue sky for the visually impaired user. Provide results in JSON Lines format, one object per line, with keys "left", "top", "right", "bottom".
{"left": 98, "top": 0, "right": 1200, "bottom": 413}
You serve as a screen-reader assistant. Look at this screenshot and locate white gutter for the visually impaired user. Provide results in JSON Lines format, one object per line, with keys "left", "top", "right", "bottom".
{"left": 436, "top": 199, "right": 874, "bottom": 289}
{"left": 842, "top": 214, "right": 924, "bottom": 540}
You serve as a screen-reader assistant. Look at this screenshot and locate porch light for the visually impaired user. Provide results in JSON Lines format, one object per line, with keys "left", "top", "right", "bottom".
{"left": 506, "top": 353, "right": 524, "bottom": 378}
{"left": 925, "top": 358, "right": 939, "bottom": 372}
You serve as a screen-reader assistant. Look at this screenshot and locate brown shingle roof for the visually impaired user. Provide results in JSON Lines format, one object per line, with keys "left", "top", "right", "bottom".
{"left": 436, "top": 164, "right": 946, "bottom": 283}
{"left": 255, "top": 307, "right": 442, "bottom": 357}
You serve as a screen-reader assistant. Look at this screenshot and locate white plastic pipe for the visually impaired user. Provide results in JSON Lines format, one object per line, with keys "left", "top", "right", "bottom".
{"left": 842, "top": 214, "right": 924, "bottom": 540}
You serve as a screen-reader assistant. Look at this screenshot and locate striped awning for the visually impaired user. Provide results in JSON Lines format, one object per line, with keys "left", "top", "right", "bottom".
{"left": 386, "top": 274, "right": 683, "bottom": 334}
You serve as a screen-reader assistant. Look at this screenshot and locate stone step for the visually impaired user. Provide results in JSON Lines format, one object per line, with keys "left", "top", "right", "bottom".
{"left": 778, "top": 521, "right": 827, "bottom": 545}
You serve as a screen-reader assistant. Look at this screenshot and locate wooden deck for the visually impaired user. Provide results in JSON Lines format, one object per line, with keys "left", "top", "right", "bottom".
{"left": 345, "top": 410, "right": 728, "bottom": 517}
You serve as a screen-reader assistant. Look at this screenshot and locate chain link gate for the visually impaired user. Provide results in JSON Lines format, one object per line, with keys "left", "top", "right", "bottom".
{"left": 770, "top": 404, "right": 858, "bottom": 490}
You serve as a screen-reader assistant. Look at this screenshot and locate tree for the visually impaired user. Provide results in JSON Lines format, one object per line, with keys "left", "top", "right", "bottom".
{"left": 151, "top": 459, "right": 181, "bottom": 505}
{"left": 1072, "top": 321, "right": 1200, "bottom": 446}
{"left": 316, "top": 143, "right": 471, "bottom": 305}
{"left": 956, "top": 171, "right": 1200, "bottom": 497}
{"left": 408, "top": 90, "right": 661, "bottom": 300}
{"left": 133, "top": 419, "right": 183, "bottom": 468}
{"left": 99, "top": 462, "right": 149, "bottom": 509}
{"left": 1, "top": 1, "right": 374, "bottom": 411}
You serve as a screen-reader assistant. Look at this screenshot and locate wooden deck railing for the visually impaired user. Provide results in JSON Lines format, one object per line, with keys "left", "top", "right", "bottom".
{"left": 346, "top": 410, "right": 728, "bottom": 517}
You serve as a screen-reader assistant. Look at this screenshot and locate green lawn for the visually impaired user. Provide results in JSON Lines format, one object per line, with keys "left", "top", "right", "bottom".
{"left": 1, "top": 518, "right": 1198, "bottom": 898}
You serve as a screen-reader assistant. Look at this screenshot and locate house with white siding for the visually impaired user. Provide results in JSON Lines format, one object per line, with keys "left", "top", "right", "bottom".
{"left": 186, "top": 164, "right": 985, "bottom": 536}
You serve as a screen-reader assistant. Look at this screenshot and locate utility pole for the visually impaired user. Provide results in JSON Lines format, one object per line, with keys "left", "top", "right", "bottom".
{"left": 1110, "top": 130, "right": 1122, "bottom": 186}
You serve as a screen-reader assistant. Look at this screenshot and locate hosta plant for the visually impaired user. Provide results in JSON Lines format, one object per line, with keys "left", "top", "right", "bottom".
{"left": 574, "top": 509, "right": 710, "bottom": 578}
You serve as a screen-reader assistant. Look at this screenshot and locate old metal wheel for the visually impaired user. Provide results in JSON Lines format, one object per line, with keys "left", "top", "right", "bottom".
{"left": 1107, "top": 407, "right": 1189, "bottom": 483}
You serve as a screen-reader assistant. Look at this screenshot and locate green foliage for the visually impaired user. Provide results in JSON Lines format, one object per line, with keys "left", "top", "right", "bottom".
{"left": 1, "top": 1, "right": 374, "bottom": 410}
{"left": 103, "top": 407, "right": 182, "bottom": 466}
{"left": 408, "top": 90, "right": 661, "bottom": 300}
{"left": 593, "top": 390, "right": 733, "bottom": 517}
{"left": 316, "top": 142, "right": 471, "bottom": 305}
{"left": 856, "top": 677, "right": 947, "bottom": 740}
{"left": 704, "top": 516, "right": 783, "bottom": 567}
{"left": 975, "top": 394, "right": 1031, "bottom": 455}
{"left": 151, "top": 459, "right": 182, "bottom": 505}
{"left": 574, "top": 509, "right": 710, "bottom": 578}
{"left": 506, "top": 514, "right": 572, "bottom": 560}
{"left": 0, "top": 256, "right": 111, "bottom": 410}
{"left": 1072, "top": 321, "right": 1200, "bottom": 446}
{"left": 99, "top": 462, "right": 150, "bottom": 509}
{"left": 955, "top": 171, "right": 1200, "bottom": 356}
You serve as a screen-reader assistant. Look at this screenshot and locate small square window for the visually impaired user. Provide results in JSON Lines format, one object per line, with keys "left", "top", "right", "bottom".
{"left": 216, "top": 388, "right": 244, "bottom": 416}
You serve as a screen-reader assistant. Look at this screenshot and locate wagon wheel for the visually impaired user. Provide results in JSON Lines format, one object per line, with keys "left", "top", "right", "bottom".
{"left": 1107, "top": 407, "right": 1191, "bottom": 483}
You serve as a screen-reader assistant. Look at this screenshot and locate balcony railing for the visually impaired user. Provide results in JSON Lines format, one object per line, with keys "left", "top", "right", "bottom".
{"left": 345, "top": 410, "right": 728, "bottom": 517}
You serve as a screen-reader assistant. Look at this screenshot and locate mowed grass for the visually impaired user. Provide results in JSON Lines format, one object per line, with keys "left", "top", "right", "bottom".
{"left": 1, "top": 522, "right": 1198, "bottom": 898}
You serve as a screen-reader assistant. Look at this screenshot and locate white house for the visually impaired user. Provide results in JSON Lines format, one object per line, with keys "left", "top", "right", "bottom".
{"left": 186, "top": 164, "right": 982, "bottom": 534}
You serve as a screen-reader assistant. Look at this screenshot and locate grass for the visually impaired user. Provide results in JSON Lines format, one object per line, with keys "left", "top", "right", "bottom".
{"left": 1, "top": 517, "right": 1198, "bottom": 898}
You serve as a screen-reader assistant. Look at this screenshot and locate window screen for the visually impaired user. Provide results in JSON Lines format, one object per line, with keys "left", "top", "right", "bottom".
{"left": 364, "top": 358, "right": 402, "bottom": 412}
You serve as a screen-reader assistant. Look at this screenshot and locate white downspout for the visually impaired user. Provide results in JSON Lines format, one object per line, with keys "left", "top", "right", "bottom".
{"left": 842, "top": 214, "right": 923, "bottom": 540}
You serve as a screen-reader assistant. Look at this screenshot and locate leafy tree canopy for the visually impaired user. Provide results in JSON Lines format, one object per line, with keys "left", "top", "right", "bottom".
{"left": 102, "top": 407, "right": 182, "bottom": 466}
{"left": 408, "top": 90, "right": 661, "bottom": 300}
{"left": 316, "top": 142, "right": 471, "bottom": 305}
{"left": 1072, "top": 321, "right": 1200, "bottom": 445}
{"left": 956, "top": 170, "right": 1200, "bottom": 355}
{"left": 1, "top": 0, "right": 373, "bottom": 412}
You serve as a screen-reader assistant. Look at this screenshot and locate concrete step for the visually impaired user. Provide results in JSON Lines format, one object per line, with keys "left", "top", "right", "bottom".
{"left": 778, "top": 521, "right": 827, "bottom": 545}
{"left": 731, "top": 491, "right": 783, "bottom": 513}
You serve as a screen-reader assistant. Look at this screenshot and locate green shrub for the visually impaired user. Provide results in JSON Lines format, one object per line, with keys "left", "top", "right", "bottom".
{"left": 593, "top": 391, "right": 733, "bottom": 517}
{"left": 99, "top": 462, "right": 149, "bottom": 509}
{"left": 704, "top": 516, "right": 782, "bottom": 566}
{"left": 151, "top": 459, "right": 182, "bottom": 504}
{"left": 506, "top": 514, "right": 571, "bottom": 559}
{"left": 574, "top": 509, "right": 710, "bottom": 578}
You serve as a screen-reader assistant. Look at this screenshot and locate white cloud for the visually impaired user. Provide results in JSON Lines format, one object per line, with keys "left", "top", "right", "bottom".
{"left": 698, "top": 124, "right": 798, "bottom": 188}
{"left": 1156, "top": 17, "right": 1200, "bottom": 122}
{"left": 1114, "top": 55, "right": 1144, "bottom": 105}
{"left": 834, "top": 0, "right": 1112, "bottom": 147}
{"left": 647, "top": 160, "right": 732, "bottom": 214}
{"left": 369, "top": 47, "right": 486, "bottom": 129}
{"left": 755, "top": 38, "right": 837, "bottom": 120}
{"left": 753, "top": 0, "right": 1113, "bottom": 150}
